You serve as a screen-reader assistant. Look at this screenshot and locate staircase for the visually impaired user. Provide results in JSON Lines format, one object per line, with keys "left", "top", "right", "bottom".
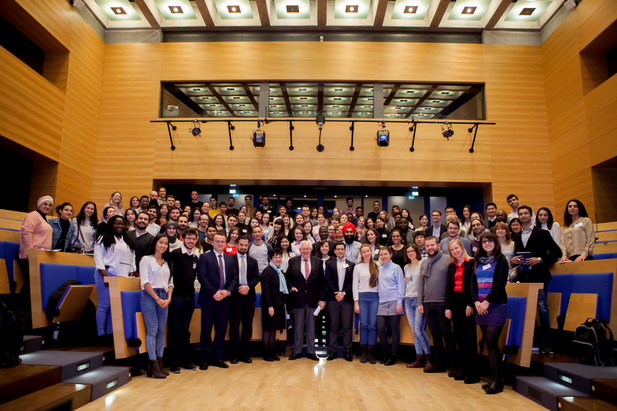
{"left": 0, "top": 335, "right": 130, "bottom": 411}
{"left": 515, "top": 363, "right": 617, "bottom": 411}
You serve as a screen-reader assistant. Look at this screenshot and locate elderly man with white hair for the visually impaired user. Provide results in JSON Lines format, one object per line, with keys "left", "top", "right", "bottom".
{"left": 286, "top": 240, "right": 326, "bottom": 361}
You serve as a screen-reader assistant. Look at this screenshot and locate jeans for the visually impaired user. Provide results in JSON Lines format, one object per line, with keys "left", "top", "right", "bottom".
{"left": 358, "top": 292, "right": 379, "bottom": 345}
{"left": 404, "top": 297, "right": 430, "bottom": 355}
{"left": 537, "top": 281, "right": 550, "bottom": 343}
{"left": 168, "top": 295, "right": 195, "bottom": 364}
{"left": 94, "top": 271, "right": 112, "bottom": 336}
{"left": 141, "top": 289, "right": 169, "bottom": 361}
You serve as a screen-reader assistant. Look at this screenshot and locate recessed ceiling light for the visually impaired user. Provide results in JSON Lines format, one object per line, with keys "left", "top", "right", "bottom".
{"left": 226, "top": 88, "right": 235, "bottom": 91}
{"left": 233, "top": 97, "right": 241, "bottom": 99}
{"left": 441, "top": 91, "right": 450, "bottom": 95}
{"left": 345, "top": 5, "right": 358, "bottom": 13}
{"left": 299, "top": 88, "right": 307, "bottom": 91}
{"left": 400, "top": 99, "right": 408, "bottom": 102}
{"left": 519, "top": 7, "right": 535, "bottom": 16}
{"left": 300, "top": 97, "right": 308, "bottom": 100}
{"left": 192, "top": 88, "right": 201, "bottom": 91}
{"left": 367, "top": 98, "right": 373, "bottom": 100}
{"left": 169, "top": 6, "right": 183, "bottom": 14}
{"left": 286, "top": 5, "right": 300, "bottom": 13}
{"left": 209, "top": 105, "right": 216, "bottom": 107}
{"left": 301, "top": 105, "right": 308, "bottom": 107}
{"left": 239, "top": 104, "right": 246, "bottom": 106}
{"left": 404, "top": 5, "right": 417, "bottom": 14}
{"left": 227, "top": 5, "right": 241, "bottom": 13}
{"left": 334, "top": 88, "right": 343, "bottom": 91}
{"left": 462, "top": 6, "right": 476, "bottom": 15}
{"left": 334, "top": 98, "right": 342, "bottom": 100}
{"left": 406, "top": 90, "right": 415, "bottom": 93}
{"left": 112, "top": 7, "right": 126, "bottom": 15}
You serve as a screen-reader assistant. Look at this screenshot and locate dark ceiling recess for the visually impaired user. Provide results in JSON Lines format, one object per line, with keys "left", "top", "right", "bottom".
{"left": 0, "top": 15, "right": 45, "bottom": 74}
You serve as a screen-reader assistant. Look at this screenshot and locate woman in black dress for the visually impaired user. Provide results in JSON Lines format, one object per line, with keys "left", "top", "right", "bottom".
{"left": 389, "top": 228, "right": 406, "bottom": 270}
{"left": 260, "top": 248, "right": 289, "bottom": 361}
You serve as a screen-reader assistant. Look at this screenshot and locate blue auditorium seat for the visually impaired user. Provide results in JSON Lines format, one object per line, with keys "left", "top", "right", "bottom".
{"left": 40, "top": 264, "right": 79, "bottom": 310}
{"left": 570, "top": 272, "right": 613, "bottom": 321}
{"left": 120, "top": 291, "right": 142, "bottom": 340}
{"left": 506, "top": 296, "right": 526, "bottom": 356}
{"left": 547, "top": 274, "right": 572, "bottom": 318}
{"left": 0, "top": 240, "right": 20, "bottom": 282}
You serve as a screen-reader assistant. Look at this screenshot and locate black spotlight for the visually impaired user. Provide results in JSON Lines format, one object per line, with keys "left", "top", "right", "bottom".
{"left": 442, "top": 122, "right": 454, "bottom": 140}
{"left": 190, "top": 119, "right": 201, "bottom": 137}
{"left": 252, "top": 121, "right": 265, "bottom": 147}
{"left": 376, "top": 121, "right": 389, "bottom": 147}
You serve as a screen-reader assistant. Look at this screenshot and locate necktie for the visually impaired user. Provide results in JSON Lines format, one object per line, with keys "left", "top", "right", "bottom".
{"left": 304, "top": 259, "right": 309, "bottom": 280}
{"left": 240, "top": 255, "right": 247, "bottom": 285}
{"left": 218, "top": 254, "right": 225, "bottom": 290}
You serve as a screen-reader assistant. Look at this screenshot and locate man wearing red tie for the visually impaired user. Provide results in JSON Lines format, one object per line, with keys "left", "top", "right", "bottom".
{"left": 286, "top": 240, "right": 326, "bottom": 361}
{"left": 197, "top": 232, "right": 238, "bottom": 370}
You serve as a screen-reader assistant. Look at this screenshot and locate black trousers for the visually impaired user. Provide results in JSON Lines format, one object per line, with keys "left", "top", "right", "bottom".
{"left": 424, "top": 302, "right": 456, "bottom": 368}
{"left": 450, "top": 293, "right": 478, "bottom": 376}
{"left": 200, "top": 301, "right": 230, "bottom": 361}
{"left": 229, "top": 295, "right": 256, "bottom": 357}
{"left": 327, "top": 300, "right": 353, "bottom": 351}
{"left": 168, "top": 295, "right": 195, "bottom": 364}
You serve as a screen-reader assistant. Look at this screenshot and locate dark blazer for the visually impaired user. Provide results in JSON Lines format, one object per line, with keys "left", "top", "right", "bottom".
{"left": 197, "top": 251, "right": 238, "bottom": 306}
{"left": 470, "top": 256, "right": 509, "bottom": 305}
{"left": 260, "top": 265, "right": 286, "bottom": 308}
{"left": 484, "top": 218, "right": 497, "bottom": 230}
{"left": 285, "top": 255, "right": 326, "bottom": 309}
{"left": 324, "top": 258, "right": 355, "bottom": 303}
{"left": 232, "top": 253, "right": 260, "bottom": 301}
{"left": 428, "top": 224, "right": 447, "bottom": 239}
{"left": 512, "top": 227, "right": 562, "bottom": 283}
{"left": 445, "top": 259, "right": 475, "bottom": 310}
{"left": 127, "top": 231, "right": 153, "bottom": 270}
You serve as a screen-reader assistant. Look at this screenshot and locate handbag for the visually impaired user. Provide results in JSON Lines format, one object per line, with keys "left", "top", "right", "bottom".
{"left": 66, "top": 225, "right": 85, "bottom": 254}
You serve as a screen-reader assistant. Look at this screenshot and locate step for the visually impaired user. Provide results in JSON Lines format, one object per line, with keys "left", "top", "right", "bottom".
{"left": 21, "top": 335, "right": 43, "bottom": 355}
{"left": 0, "top": 383, "right": 91, "bottom": 411}
{"left": 544, "top": 363, "right": 617, "bottom": 394}
{"left": 592, "top": 379, "right": 617, "bottom": 406}
{"left": 558, "top": 396, "right": 617, "bottom": 411}
{"left": 515, "top": 376, "right": 588, "bottom": 411}
{"left": 64, "top": 366, "right": 130, "bottom": 401}
{"left": 20, "top": 351, "right": 104, "bottom": 380}
{"left": 0, "top": 364, "right": 61, "bottom": 404}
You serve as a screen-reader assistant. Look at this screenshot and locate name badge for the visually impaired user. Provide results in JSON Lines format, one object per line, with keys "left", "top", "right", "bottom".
{"left": 242, "top": 229, "right": 247, "bottom": 233}
{"left": 574, "top": 222, "right": 583, "bottom": 228}
{"left": 343, "top": 264, "right": 349, "bottom": 268}
{"left": 382, "top": 234, "right": 387, "bottom": 238}
{"left": 193, "top": 263, "right": 197, "bottom": 269}
{"left": 472, "top": 247, "right": 478, "bottom": 252}
{"left": 482, "top": 264, "right": 491, "bottom": 271}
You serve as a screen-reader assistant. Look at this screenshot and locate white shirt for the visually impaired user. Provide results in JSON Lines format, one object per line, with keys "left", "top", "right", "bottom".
{"left": 94, "top": 236, "right": 136, "bottom": 277}
{"left": 541, "top": 222, "right": 562, "bottom": 247}
{"left": 139, "top": 255, "right": 173, "bottom": 292}
{"left": 432, "top": 225, "right": 441, "bottom": 237}
{"left": 352, "top": 262, "right": 379, "bottom": 301}
{"left": 237, "top": 253, "right": 248, "bottom": 286}
{"left": 281, "top": 252, "right": 295, "bottom": 273}
{"left": 337, "top": 258, "right": 347, "bottom": 292}
{"left": 147, "top": 223, "right": 160, "bottom": 236}
{"left": 521, "top": 226, "right": 533, "bottom": 248}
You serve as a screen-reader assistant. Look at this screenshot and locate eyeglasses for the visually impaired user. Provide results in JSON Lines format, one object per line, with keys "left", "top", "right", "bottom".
{"left": 481, "top": 239, "right": 494, "bottom": 244}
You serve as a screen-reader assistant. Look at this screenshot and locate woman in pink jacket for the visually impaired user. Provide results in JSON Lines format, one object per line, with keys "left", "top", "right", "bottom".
{"left": 19, "top": 196, "right": 54, "bottom": 259}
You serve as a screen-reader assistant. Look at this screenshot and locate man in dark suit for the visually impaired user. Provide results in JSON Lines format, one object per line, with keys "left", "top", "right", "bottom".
{"left": 324, "top": 241, "right": 355, "bottom": 361}
{"left": 229, "top": 237, "right": 260, "bottom": 364}
{"left": 197, "top": 232, "right": 238, "bottom": 370}
{"left": 127, "top": 212, "right": 153, "bottom": 274}
{"left": 286, "top": 240, "right": 326, "bottom": 361}
{"left": 429, "top": 209, "right": 447, "bottom": 239}
{"left": 511, "top": 205, "right": 562, "bottom": 355}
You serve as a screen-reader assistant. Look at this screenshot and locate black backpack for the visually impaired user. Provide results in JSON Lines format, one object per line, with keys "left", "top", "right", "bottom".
{"left": 0, "top": 303, "right": 23, "bottom": 367}
{"left": 573, "top": 318, "right": 614, "bottom": 366}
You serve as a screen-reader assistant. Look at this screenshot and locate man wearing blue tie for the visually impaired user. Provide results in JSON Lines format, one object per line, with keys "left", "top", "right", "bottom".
{"left": 198, "top": 232, "right": 238, "bottom": 370}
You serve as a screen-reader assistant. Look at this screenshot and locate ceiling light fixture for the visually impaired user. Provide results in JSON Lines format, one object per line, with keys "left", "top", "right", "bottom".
{"left": 519, "top": 7, "right": 535, "bottom": 16}
{"left": 227, "top": 5, "right": 241, "bottom": 13}
{"left": 112, "top": 7, "right": 127, "bottom": 15}
{"left": 462, "top": 6, "right": 476, "bottom": 15}
{"left": 252, "top": 120, "right": 265, "bottom": 147}
{"left": 442, "top": 121, "right": 453, "bottom": 140}
{"left": 190, "top": 119, "right": 201, "bottom": 138}
{"left": 169, "top": 6, "right": 183, "bottom": 14}
{"left": 345, "top": 5, "right": 358, "bottom": 13}
{"left": 286, "top": 5, "right": 300, "bottom": 13}
{"left": 376, "top": 121, "right": 389, "bottom": 147}
{"left": 404, "top": 5, "right": 417, "bottom": 14}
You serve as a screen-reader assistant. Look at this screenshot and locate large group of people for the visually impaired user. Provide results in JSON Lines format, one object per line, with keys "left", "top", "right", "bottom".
{"left": 18, "top": 189, "right": 597, "bottom": 393}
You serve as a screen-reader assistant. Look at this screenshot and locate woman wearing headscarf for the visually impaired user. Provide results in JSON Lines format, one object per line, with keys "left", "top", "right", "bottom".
{"left": 164, "top": 221, "right": 182, "bottom": 251}
{"left": 19, "top": 195, "right": 54, "bottom": 259}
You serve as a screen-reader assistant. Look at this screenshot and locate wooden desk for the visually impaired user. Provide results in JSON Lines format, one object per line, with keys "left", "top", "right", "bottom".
{"left": 104, "top": 276, "right": 141, "bottom": 360}
{"left": 26, "top": 250, "right": 95, "bottom": 329}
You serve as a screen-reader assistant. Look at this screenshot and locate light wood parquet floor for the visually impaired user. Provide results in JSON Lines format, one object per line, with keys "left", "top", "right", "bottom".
{"left": 81, "top": 357, "right": 546, "bottom": 411}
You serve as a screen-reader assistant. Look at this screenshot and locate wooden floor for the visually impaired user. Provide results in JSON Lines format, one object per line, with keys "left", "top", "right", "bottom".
{"left": 80, "top": 357, "right": 546, "bottom": 411}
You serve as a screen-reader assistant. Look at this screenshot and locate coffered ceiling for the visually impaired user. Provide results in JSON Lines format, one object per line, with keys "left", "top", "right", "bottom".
{"left": 85, "top": 0, "right": 566, "bottom": 33}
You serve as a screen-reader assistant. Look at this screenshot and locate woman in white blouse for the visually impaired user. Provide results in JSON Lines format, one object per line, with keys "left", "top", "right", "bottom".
{"left": 353, "top": 244, "right": 380, "bottom": 364}
{"left": 140, "top": 234, "right": 173, "bottom": 379}
{"left": 536, "top": 207, "right": 562, "bottom": 247}
{"left": 93, "top": 215, "right": 135, "bottom": 344}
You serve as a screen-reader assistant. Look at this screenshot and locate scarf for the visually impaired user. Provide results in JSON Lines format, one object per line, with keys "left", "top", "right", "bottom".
{"left": 421, "top": 249, "right": 444, "bottom": 278}
{"left": 165, "top": 222, "right": 179, "bottom": 244}
{"left": 478, "top": 255, "right": 494, "bottom": 265}
{"left": 269, "top": 261, "right": 289, "bottom": 294}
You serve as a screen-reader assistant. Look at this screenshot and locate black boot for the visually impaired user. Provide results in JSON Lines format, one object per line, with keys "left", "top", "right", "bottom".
{"left": 384, "top": 351, "right": 397, "bottom": 366}
{"left": 368, "top": 345, "right": 377, "bottom": 364}
{"left": 360, "top": 345, "right": 368, "bottom": 364}
{"left": 380, "top": 350, "right": 391, "bottom": 364}
{"left": 485, "top": 349, "right": 503, "bottom": 394}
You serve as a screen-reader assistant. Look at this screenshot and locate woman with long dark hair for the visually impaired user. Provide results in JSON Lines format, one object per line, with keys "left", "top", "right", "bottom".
{"left": 93, "top": 216, "right": 135, "bottom": 344}
{"left": 559, "top": 199, "right": 595, "bottom": 262}
{"left": 536, "top": 207, "right": 561, "bottom": 245}
{"left": 70, "top": 201, "right": 99, "bottom": 253}
{"left": 471, "top": 232, "right": 509, "bottom": 394}
{"left": 49, "top": 202, "right": 74, "bottom": 252}
{"left": 353, "top": 244, "right": 380, "bottom": 364}
{"left": 124, "top": 208, "right": 137, "bottom": 231}
{"left": 140, "top": 233, "right": 173, "bottom": 379}
{"left": 225, "top": 227, "right": 240, "bottom": 256}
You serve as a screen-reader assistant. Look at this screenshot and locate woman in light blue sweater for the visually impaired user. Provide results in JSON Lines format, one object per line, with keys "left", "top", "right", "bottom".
{"left": 376, "top": 246, "right": 405, "bottom": 366}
